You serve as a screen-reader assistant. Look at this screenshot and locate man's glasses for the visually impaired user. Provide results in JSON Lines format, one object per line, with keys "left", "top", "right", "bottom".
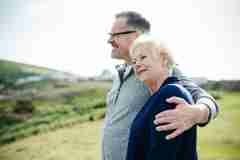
{"left": 109, "top": 30, "right": 136, "bottom": 39}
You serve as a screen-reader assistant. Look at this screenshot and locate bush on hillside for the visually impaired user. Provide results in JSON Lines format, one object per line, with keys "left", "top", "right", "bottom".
{"left": 13, "top": 99, "right": 35, "bottom": 114}
{"left": 210, "top": 91, "right": 223, "bottom": 100}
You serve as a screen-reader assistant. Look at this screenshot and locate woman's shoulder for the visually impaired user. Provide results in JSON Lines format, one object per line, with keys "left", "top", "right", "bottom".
{"left": 161, "top": 83, "right": 187, "bottom": 93}
{"left": 157, "top": 83, "right": 194, "bottom": 104}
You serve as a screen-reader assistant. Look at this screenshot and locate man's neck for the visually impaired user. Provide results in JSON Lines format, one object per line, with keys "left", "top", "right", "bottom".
{"left": 123, "top": 58, "right": 131, "bottom": 64}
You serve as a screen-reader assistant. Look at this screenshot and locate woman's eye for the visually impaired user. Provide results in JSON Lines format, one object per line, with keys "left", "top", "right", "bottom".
{"left": 131, "top": 60, "right": 136, "bottom": 65}
{"left": 140, "top": 55, "right": 146, "bottom": 60}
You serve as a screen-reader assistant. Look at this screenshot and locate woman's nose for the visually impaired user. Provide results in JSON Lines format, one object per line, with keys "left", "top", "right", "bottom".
{"left": 134, "top": 62, "right": 142, "bottom": 70}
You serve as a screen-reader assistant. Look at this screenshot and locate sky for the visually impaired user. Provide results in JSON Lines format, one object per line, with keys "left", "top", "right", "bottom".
{"left": 0, "top": 0, "right": 239, "bottom": 80}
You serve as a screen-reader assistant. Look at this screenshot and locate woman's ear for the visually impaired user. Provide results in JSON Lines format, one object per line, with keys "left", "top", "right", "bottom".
{"left": 163, "top": 58, "right": 168, "bottom": 68}
{"left": 159, "top": 48, "right": 168, "bottom": 66}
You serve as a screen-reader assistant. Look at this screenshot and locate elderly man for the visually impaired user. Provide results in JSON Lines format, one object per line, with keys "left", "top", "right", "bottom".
{"left": 102, "top": 11, "right": 219, "bottom": 160}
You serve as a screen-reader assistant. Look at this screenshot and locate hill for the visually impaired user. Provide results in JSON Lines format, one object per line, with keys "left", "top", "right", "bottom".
{"left": 0, "top": 59, "right": 82, "bottom": 91}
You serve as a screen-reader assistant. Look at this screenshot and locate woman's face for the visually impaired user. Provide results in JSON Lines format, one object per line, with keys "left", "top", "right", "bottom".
{"left": 130, "top": 45, "right": 166, "bottom": 82}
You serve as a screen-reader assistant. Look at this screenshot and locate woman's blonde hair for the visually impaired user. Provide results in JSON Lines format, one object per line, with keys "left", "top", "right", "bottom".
{"left": 130, "top": 34, "right": 175, "bottom": 70}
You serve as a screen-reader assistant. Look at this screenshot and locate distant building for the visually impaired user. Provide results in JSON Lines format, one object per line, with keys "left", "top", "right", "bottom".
{"left": 46, "top": 71, "right": 79, "bottom": 83}
{"left": 16, "top": 76, "right": 47, "bottom": 85}
{"left": 191, "top": 77, "right": 208, "bottom": 85}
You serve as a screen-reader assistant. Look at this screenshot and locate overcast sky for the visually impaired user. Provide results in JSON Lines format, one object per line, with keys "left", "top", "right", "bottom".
{"left": 0, "top": 0, "right": 239, "bottom": 80}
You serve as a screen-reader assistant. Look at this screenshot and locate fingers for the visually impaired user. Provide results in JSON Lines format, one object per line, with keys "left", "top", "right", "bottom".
{"left": 156, "top": 123, "right": 177, "bottom": 132}
{"left": 154, "top": 116, "right": 195, "bottom": 140}
{"left": 155, "top": 122, "right": 187, "bottom": 140}
{"left": 155, "top": 110, "right": 175, "bottom": 120}
{"left": 153, "top": 96, "right": 194, "bottom": 140}
{"left": 155, "top": 96, "right": 189, "bottom": 119}
{"left": 154, "top": 115, "right": 176, "bottom": 125}
{"left": 166, "top": 96, "right": 187, "bottom": 105}
{"left": 165, "top": 129, "right": 184, "bottom": 140}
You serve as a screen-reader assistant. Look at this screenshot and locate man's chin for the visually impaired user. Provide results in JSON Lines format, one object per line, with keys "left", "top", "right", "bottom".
{"left": 111, "top": 52, "right": 122, "bottom": 59}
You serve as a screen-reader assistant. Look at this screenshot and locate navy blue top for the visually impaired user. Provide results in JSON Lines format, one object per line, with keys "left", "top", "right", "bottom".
{"left": 126, "top": 77, "right": 198, "bottom": 160}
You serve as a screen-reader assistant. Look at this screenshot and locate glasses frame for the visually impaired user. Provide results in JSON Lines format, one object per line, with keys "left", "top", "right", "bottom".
{"left": 109, "top": 30, "right": 136, "bottom": 39}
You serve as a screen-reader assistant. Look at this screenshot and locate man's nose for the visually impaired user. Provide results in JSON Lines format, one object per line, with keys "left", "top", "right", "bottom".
{"left": 107, "top": 36, "right": 113, "bottom": 44}
{"left": 108, "top": 38, "right": 118, "bottom": 48}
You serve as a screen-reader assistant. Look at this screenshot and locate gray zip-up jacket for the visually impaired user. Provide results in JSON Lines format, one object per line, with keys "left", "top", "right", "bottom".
{"left": 102, "top": 64, "right": 219, "bottom": 160}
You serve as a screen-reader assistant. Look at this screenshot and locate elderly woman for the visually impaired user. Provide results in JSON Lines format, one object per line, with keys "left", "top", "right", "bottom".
{"left": 126, "top": 35, "right": 198, "bottom": 160}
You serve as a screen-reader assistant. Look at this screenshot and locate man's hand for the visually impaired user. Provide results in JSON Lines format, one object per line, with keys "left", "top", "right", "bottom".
{"left": 153, "top": 96, "right": 209, "bottom": 140}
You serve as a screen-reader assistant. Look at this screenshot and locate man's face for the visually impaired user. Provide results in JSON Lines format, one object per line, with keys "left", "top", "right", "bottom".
{"left": 108, "top": 18, "right": 138, "bottom": 62}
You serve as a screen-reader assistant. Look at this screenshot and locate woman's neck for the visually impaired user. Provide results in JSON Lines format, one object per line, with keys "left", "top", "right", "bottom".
{"left": 144, "top": 74, "right": 169, "bottom": 95}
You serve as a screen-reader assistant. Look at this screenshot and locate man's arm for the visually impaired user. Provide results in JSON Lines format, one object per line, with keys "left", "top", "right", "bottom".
{"left": 174, "top": 67, "right": 219, "bottom": 122}
{"left": 154, "top": 67, "right": 219, "bottom": 140}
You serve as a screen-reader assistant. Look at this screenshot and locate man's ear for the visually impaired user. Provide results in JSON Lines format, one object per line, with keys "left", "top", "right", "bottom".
{"left": 129, "top": 32, "right": 140, "bottom": 46}
{"left": 133, "top": 32, "right": 140, "bottom": 39}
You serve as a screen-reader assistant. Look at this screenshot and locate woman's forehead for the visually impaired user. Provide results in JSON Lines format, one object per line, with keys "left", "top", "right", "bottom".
{"left": 131, "top": 46, "right": 148, "bottom": 56}
{"left": 134, "top": 44, "right": 157, "bottom": 54}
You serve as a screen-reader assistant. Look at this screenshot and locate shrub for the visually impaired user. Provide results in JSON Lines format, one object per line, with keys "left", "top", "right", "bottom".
{"left": 93, "top": 101, "right": 106, "bottom": 109}
{"left": 13, "top": 99, "right": 35, "bottom": 114}
{"left": 210, "top": 91, "right": 223, "bottom": 100}
{"left": 0, "top": 114, "right": 23, "bottom": 128}
{"left": 89, "top": 115, "right": 94, "bottom": 121}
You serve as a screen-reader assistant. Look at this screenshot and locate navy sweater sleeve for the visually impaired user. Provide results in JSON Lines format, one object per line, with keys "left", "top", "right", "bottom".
{"left": 146, "top": 84, "right": 197, "bottom": 160}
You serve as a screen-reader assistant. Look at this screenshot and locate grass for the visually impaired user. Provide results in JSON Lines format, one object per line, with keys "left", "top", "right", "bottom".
{"left": 0, "top": 91, "right": 239, "bottom": 160}
{"left": 0, "top": 81, "right": 110, "bottom": 145}
{"left": 0, "top": 108, "right": 106, "bottom": 145}
{"left": 0, "top": 120, "right": 103, "bottom": 160}
{"left": 198, "top": 91, "right": 240, "bottom": 160}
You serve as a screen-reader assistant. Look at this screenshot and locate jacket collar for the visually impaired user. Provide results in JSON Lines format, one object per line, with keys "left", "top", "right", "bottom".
{"left": 115, "top": 64, "right": 134, "bottom": 82}
{"left": 160, "top": 76, "right": 179, "bottom": 88}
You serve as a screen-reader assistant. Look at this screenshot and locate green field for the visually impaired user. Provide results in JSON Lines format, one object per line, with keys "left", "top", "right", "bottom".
{"left": 198, "top": 91, "right": 240, "bottom": 160}
{"left": 0, "top": 81, "right": 111, "bottom": 145}
{"left": 0, "top": 91, "right": 239, "bottom": 160}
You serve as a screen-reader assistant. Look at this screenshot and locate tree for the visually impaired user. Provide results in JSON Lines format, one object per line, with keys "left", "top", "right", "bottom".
{"left": 0, "top": 61, "right": 22, "bottom": 90}
{"left": 0, "top": 61, "right": 35, "bottom": 91}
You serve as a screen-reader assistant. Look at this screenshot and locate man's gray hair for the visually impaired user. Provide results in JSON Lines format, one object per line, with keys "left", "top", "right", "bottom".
{"left": 115, "top": 11, "right": 150, "bottom": 33}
